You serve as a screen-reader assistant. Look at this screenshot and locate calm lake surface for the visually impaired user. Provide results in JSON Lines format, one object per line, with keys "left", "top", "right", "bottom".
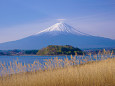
{"left": 0, "top": 56, "right": 72, "bottom": 65}
{"left": 0, "top": 55, "right": 113, "bottom": 65}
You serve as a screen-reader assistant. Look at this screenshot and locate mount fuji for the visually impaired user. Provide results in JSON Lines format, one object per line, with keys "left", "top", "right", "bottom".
{"left": 0, "top": 22, "right": 115, "bottom": 50}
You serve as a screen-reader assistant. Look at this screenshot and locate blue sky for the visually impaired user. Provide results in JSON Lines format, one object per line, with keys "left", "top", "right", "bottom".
{"left": 0, "top": 0, "right": 115, "bottom": 43}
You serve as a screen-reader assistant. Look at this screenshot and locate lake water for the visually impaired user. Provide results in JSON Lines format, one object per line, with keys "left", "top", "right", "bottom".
{"left": 0, "top": 55, "right": 114, "bottom": 65}
{"left": 0, "top": 55, "right": 72, "bottom": 65}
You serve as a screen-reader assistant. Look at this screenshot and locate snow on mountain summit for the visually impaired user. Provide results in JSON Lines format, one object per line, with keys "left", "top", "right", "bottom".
{"left": 36, "top": 22, "right": 89, "bottom": 36}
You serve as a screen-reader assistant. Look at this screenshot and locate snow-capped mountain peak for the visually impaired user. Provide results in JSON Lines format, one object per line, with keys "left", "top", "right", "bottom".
{"left": 0, "top": 22, "right": 115, "bottom": 50}
{"left": 36, "top": 22, "right": 89, "bottom": 35}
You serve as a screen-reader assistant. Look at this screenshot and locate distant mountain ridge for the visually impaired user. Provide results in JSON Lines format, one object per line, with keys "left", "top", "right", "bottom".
{"left": 0, "top": 22, "right": 115, "bottom": 50}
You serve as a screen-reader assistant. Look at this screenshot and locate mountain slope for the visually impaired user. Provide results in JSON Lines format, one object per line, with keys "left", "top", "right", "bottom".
{"left": 0, "top": 22, "right": 115, "bottom": 50}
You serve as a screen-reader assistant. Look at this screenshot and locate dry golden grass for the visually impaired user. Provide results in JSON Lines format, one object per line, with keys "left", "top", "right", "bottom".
{"left": 0, "top": 58, "right": 115, "bottom": 86}
{"left": 0, "top": 50, "right": 115, "bottom": 86}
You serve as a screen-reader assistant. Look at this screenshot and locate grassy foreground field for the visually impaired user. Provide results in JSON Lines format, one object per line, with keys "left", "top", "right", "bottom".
{"left": 0, "top": 55, "right": 115, "bottom": 86}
